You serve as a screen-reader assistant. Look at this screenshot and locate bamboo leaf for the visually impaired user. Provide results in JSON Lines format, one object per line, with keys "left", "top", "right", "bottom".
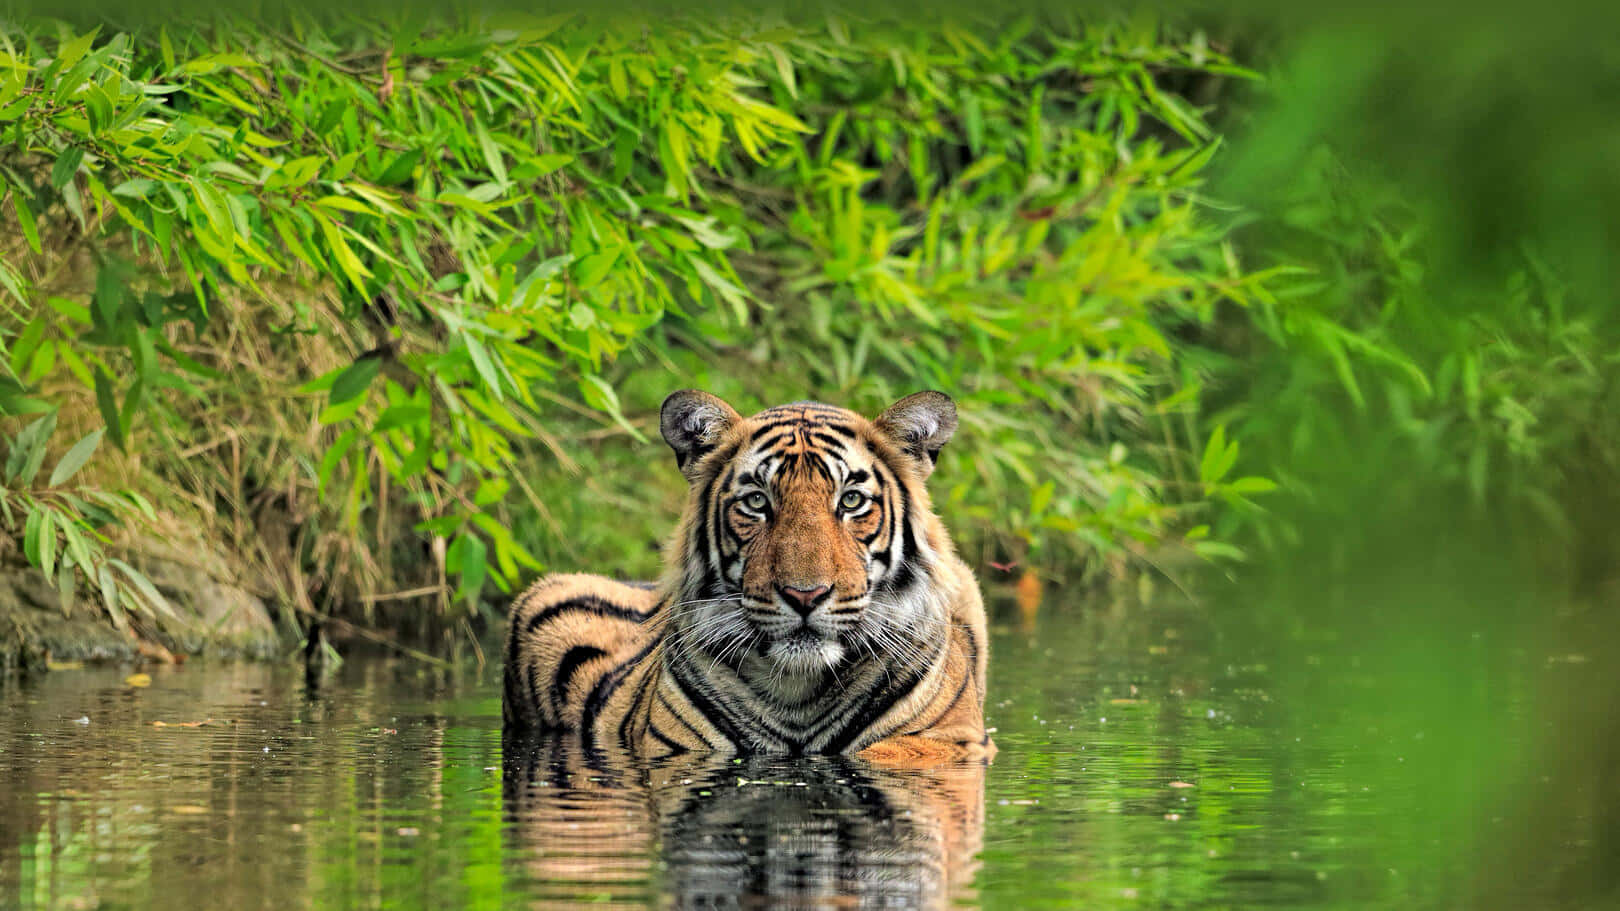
{"left": 7, "top": 411, "right": 57, "bottom": 485}
{"left": 48, "top": 428, "right": 104, "bottom": 486}
{"left": 95, "top": 368, "right": 124, "bottom": 451}
{"left": 12, "top": 193, "right": 40, "bottom": 254}
{"left": 328, "top": 355, "right": 383, "bottom": 405}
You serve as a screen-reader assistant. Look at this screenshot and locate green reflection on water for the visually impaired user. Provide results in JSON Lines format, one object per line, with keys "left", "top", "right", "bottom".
{"left": 0, "top": 583, "right": 1611, "bottom": 909}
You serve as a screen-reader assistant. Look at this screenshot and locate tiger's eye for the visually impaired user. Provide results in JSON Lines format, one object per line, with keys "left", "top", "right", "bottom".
{"left": 742, "top": 491, "right": 769, "bottom": 511}
{"left": 839, "top": 490, "right": 867, "bottom": 510}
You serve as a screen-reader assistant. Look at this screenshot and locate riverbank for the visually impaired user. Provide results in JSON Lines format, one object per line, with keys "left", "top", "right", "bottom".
{"left": 0, "top": 548, "right": 283, "bottom": 672}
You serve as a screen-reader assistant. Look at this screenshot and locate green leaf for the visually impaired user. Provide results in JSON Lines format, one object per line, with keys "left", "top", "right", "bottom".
{"left": 475, "top": 121, "right": 508, "bottom": 186}
{"left": 328, "top": 355, "right": 383, "bottom": 406}
{"left": 578, "top": 374, "right": 645, "bottom": 442}
{"left": 1193, "top": 540, "right": 1248, "bottom": 562}
{"left": 48, "top": 428, "right": 104, "bottom": 487}
{"left": 767, "top": 43, "right": 797, "bottom": 98}
{"left": 98, "top": 563, "right": 128, "bottom": 631}
{"left": 94, "top": 265, "right": 124, "bottom": 329}
{"left": 319, "top": 397, "right": 365, "bottom": 426}
{"left": 1199, "top": 425, "right": 1237, "bottom": 485}
{"left": 111, "top": 178, "right": 157, "bottom": 198}
{"left": 463, "top": 335, "right": 503, "bottom": 400}
{"left": 12, "top": 193, "right": 40, "bottom": 254}
{"left": 318, "top": 428, "right": 359, "bottom": 495}
{"left": 55, "top": 30, "right": 100, "bottom": 73}
{"left": 108, "top": 559, "right": 178, "bottom": 620}
{"left": 119, "top": 377, "right": 144, "bottom": 437}
{"left": 37, "top": 509, "right": 56, "bottom": 581}
{"left": 63, "top": 520, "right": 94, "bottom": 575}
{"left": 23, "top": 507, "right": 43, "bottom": 566}
{"left": 51, "top": 147, "right": 85, "bottom": 190}
{"left": 0, "top": 261, "right": 26, "bottom": 306}
{"left": 316, "top": 216, "right": 372, "bottom": 292}
{"left": 572, "top": 249, "right": 621, "bottom": 288}
{"left": 373, "top": 405, "right": 429, "bottom": 434}
{"left": 1029, "top": 480, "right": 1055, "bottom": 517}
{"left": 451, "top": 532, "right": 486, "bottom": 602}
{"left": 1224, "top": 476, "right": 1277, "bottom": 495}
{"left": 7, "top": 412, "right": 57, "bottom": 485}
{"left": 94, "top": 368, "right": 124, "bottom": 450}
{"left": 374, "top": 149, "right": 422, "bottom": 186}
{"left": 315, "top": 195, "right": 374, "bottom": 215}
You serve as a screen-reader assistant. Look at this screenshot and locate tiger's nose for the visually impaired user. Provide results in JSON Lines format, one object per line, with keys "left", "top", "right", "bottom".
{"left": 777, "top": 584, "right": 831, "bottom": 617}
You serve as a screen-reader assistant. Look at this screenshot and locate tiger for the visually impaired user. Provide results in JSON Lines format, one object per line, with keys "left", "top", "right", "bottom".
{"left": 502, "top": 390, "right": 992, "bottom": 762}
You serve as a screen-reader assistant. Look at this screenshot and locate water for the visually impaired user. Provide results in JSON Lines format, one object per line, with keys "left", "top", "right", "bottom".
{"left": 0, "top": 595, "right": 1612, "bottom": 910}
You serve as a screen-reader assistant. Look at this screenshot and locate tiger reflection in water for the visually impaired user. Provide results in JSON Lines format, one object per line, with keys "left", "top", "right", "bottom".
{"left": 502, "top": 731, "right": 986, "bottom": 910}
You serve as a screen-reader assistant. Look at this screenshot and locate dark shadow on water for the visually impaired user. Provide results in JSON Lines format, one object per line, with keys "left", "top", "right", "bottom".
{"left": 501, "top": 730, "right": 986, "bottom": 909}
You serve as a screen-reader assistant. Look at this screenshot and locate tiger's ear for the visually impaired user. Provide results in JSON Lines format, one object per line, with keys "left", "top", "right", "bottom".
{"left": 661, "top": 390, "right": 742, "bottom": 482}
{"left": 874, "top": 391, "right": 957, "bottom": 477}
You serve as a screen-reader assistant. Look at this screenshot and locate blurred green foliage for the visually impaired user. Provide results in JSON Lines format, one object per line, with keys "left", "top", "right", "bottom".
{"left": 1205, "top": 11, "right": 1620, "bottom": 594}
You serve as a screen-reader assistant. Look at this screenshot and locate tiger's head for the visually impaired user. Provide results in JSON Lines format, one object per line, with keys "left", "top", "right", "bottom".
{"left": 659, "top": 390, "right": 958, "bottom": 678}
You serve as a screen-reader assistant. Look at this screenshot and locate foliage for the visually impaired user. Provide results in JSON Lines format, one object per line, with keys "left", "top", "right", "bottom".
{"left": 593, "top": 16, "right": 1278, "bottom": 577}
{"left": 0, "top": 410, "right": 176, "bottom": 630}
{"left": 0, "top": 11, "right": 1276, "bottom": 637}
{"left": 1203, "top": 19, "right": 1620, "bottom": 588}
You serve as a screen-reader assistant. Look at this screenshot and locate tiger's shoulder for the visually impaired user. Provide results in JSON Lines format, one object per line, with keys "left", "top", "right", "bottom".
{"left": 502, "top": 573, "right": 663, "bottom": 731}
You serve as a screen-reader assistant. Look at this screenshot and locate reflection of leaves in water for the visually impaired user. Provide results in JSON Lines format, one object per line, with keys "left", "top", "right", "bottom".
{"left": 502, "top": 731, "right": 987, "bottom": 909}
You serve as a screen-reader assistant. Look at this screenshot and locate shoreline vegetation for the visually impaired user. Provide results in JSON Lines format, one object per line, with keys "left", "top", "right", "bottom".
{"left": 1, "top": 10, "right": 1614, "bottom": 667}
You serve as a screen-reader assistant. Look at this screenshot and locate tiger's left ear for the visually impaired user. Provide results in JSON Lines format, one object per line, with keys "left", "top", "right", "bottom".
{"left": 661, "top": 389, "right": 742, "bottom": 482}
{"left": 874, "top": 391, "right": 957, "bottom": 477}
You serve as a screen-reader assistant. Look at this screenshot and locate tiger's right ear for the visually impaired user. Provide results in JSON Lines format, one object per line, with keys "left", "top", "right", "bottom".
{"left": 660, "top": 390, "right": 742, "bottom": 482}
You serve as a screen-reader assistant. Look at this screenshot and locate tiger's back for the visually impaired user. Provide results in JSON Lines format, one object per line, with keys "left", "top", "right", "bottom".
{"left": 501, "top": 574, "right": 662, "bottom": 731}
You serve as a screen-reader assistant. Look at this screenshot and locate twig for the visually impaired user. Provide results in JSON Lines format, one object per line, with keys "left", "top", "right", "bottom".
{"left": 359, "top": 584, "right": 449, "bottom": 603}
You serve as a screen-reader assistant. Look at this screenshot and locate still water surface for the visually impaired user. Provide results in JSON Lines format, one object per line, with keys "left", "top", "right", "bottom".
{"left": 0, "top": 597, "right": 1609, "bottom": 909}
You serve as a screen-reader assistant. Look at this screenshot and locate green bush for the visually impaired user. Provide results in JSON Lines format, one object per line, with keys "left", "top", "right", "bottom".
{"left": 0, "top": 12, "right": 1284, "bottom": 640}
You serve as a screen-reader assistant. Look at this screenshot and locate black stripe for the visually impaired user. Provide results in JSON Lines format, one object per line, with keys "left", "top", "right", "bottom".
{"left": 749, "top": 417, "right": 825, "bottom": 436}
{"left": 823, "top": 666, "right": 930, "bottom": 753}
{"left": 646, "top": 722, "right": 688, "bottom": 755}
{"left": 691, "top": 484, "right": 710, "bottom": 568}
{"left": 505, "top": 613, "right": 522, "bottom": 664}
{"left": 550, "top": 645, "right": 607, "bottom": 716}
{"left": 658, "top": 691, "right": 709, "bottom": 745}
{"left": 618, "top": 663, "right": 659, "bottom": 750}
{"left": 884, "top": 478, "right": 920, "bottom": 593}
{"left": 870, "top": 460, "right": 897, "bottom": 569}
{"left": 524, "top": 595, "right": 646, "bottom": 634}
{"left": 925, "top": 626, "right": 977, "bottom": 732}
{"left": 578, "top": 637, "right": 659, "bottom": 755}
{"left": 805, "top": 451, "right": 836, "bottom": 483}
{"left": 526, "top": 664, "right": 544, "bottom": 725}
{"left": 669, "top": 656, "right": 751, "bottom": 750}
